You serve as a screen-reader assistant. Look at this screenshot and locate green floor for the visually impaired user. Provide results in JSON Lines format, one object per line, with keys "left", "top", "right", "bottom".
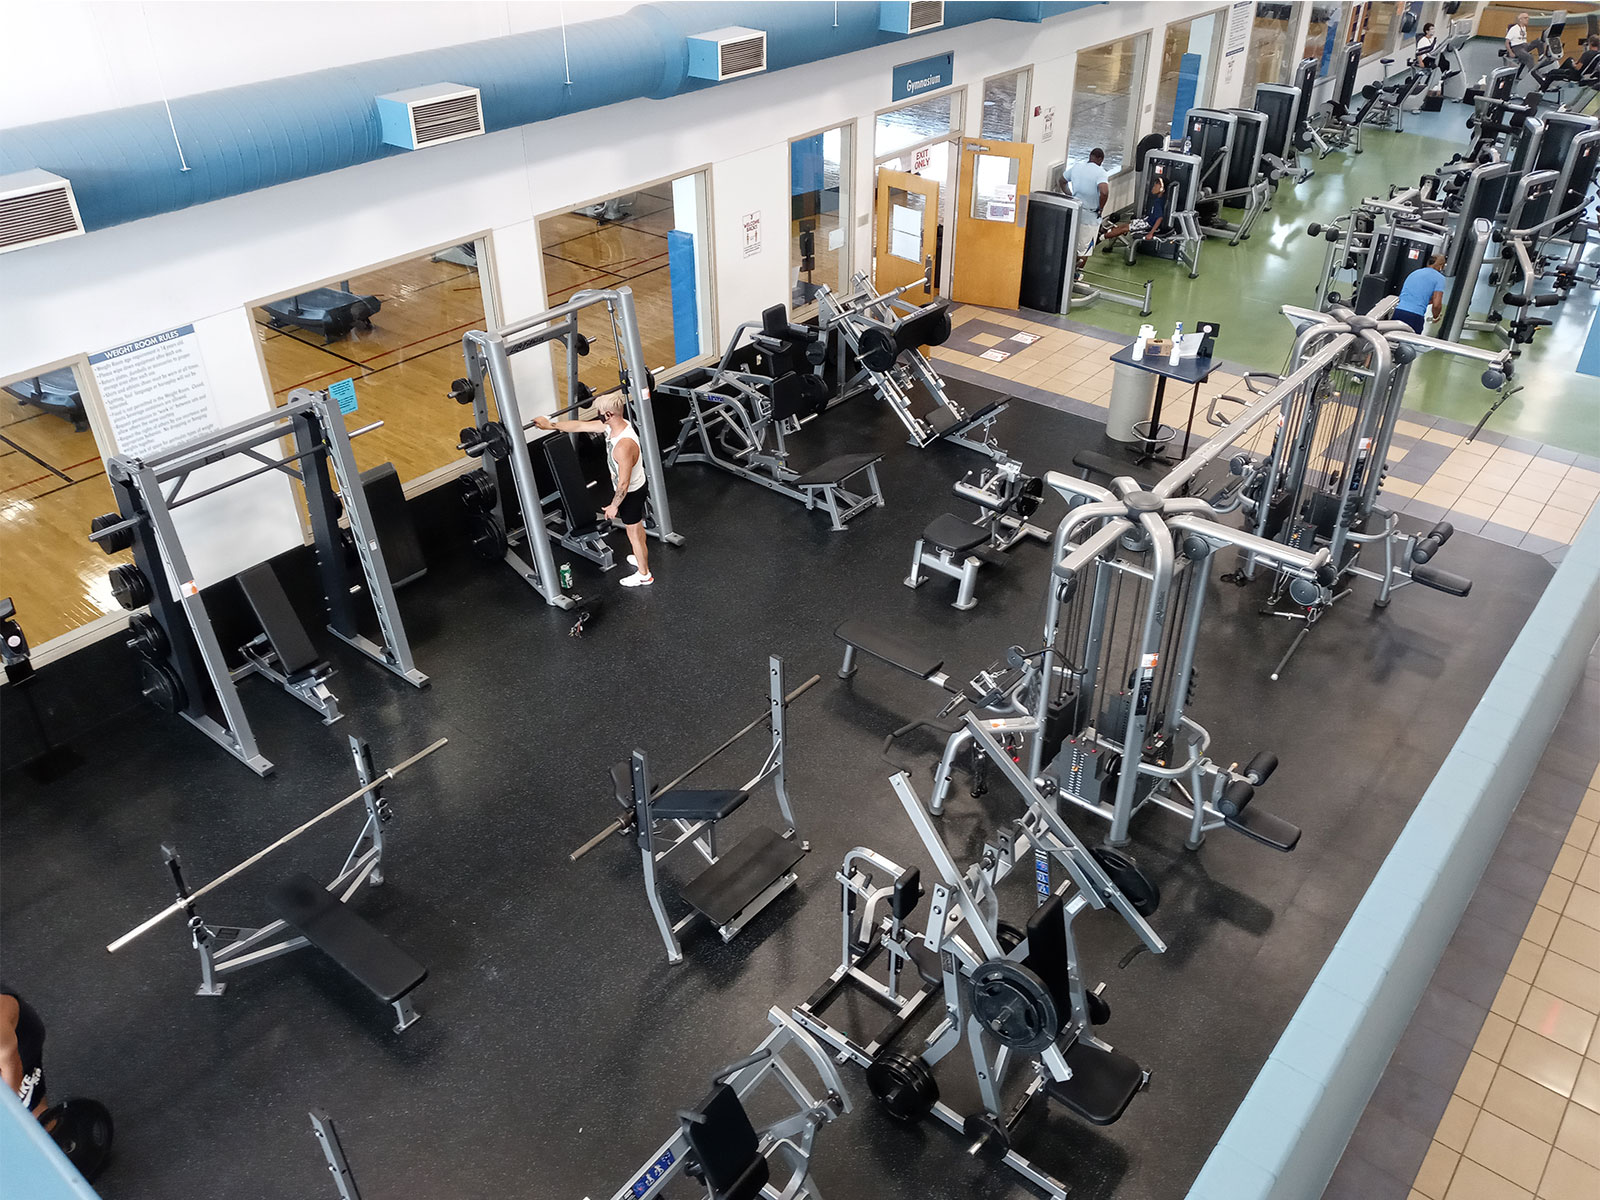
{"left": 1069, "top": 116, "right": 1600, "bottom": 457}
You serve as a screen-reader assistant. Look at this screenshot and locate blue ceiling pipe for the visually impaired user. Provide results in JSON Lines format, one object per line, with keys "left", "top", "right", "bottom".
{"left": 0, "top": 1, "right": 1097, "bottom": 235}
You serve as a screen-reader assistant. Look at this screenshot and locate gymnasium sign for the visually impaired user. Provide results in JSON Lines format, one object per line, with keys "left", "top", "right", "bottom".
{"left": 892, "top": 53, "right": 953, "bottom": 102}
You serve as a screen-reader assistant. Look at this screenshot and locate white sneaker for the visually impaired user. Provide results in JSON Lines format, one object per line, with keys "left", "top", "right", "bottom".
{"left": 620, "top": 571, "right": 654, "bottom": 588}
{"left": 626, "top": 554, "right": 638, "bottom": 566}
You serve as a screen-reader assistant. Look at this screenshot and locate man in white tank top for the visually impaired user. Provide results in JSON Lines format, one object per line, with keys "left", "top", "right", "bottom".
{"left": 531, "top": 391, "right": 654, "bottom": 586}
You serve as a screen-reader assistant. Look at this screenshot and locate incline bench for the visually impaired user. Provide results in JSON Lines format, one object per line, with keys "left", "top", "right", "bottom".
{"left": 236, "top": 562, "right": 341, "bottom": 724}
{"left": 271, "top": 873, "right": 427, "bottom": 1033}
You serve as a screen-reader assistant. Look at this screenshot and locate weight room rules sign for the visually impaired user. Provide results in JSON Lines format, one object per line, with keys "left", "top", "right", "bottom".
{"left": 90, "top": 324, "right": 224, "bottom": 458}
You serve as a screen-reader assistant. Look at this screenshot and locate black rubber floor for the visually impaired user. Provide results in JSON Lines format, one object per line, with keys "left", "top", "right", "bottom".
{"left": 0, "top": 384, "right": 1551, "bottom": 1200}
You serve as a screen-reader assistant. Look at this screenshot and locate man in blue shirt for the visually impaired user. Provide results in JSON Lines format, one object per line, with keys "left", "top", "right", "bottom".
{"left": 1060, "top": 148, "right": 1111, "bottom": 260}
{"left": 1394, "top": 254, "right": 1448, "bottom": 333}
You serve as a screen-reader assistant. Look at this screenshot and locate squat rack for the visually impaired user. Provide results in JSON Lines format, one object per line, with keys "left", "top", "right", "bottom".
{"left": 90, "top": 387, "right": 427, "bottom": 776}
{"left": 457, "top": 286, "right": 682, "bottom": 609}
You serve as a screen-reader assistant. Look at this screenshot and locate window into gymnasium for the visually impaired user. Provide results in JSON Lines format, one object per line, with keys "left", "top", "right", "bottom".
{"left": 1305, "top": 3, "right": 1351, "bottom": 78}
{"left": 1243, "top": 2, "right": 1298, "bottom": 94}
{"left": 980, "top": 69, "right": 1032, "bottom": 142}
{"left": 251, "top": 240, "right": 496, "bottom": 489}
{"left": 0, "top": 358, "right": 125, "bottom": 646}
{"left": 537, "top": 169, "right": 713, "bottom": 397}
{"left": 873, "top": 88, "right": 965, "bottom": 291}
{"left": 1155, "top": 9, "right": 1227, "bottom": 137}
{"left": 790, "top": 124, "right": 855, "bottom": 307}
{"left": 1066, "top": 32, "right": 1152, "bottom": 177}
{"left": 875, "top": 90, "right": 961, "bottom": 159}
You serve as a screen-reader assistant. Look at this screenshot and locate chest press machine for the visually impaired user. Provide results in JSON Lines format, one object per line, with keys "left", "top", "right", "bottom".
{"left": 791, "top": 727, "right": 1166, "bottom": 1199}
{"left": 87, "top": 387, "right": 428, "bottom": 776}
{"left": 570, "top": 657, "right": 819, "bottom": 964}
{"left": 106, "top": 737, "right": 446, "bottom": 1033}
{"left": 451, "top": 287, "right": 682, "bottom": 609}
{"left": 656, "top": 303, "right": 886, "bottom": 531}
{"left": 815, "top": 267, "right": 1009, "bottom": 459}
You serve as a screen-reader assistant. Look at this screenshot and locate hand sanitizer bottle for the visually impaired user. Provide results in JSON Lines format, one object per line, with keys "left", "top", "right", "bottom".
{"left": 1169, "top": 321, "right": 1183, "bottom": 365}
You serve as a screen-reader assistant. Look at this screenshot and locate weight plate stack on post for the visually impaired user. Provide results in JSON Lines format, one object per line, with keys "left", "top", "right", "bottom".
{"left": 89, "top": 512, "right": 135, "bottom": 554}
{"left": 108, "top": 565, "right": 152, "bottom": 611}
{"left": 138, "top": 659, "right": 187, "bottom": 715}
{"left": 468, "top": 514, "right": 508, "bottom": 562}
{"left": 124, "top": 614, "right": 170, "bottom": 661}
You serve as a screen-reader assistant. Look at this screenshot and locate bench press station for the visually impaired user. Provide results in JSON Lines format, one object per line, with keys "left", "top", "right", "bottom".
{"left": 106, "top": 737, "right": 446, "bottom": 1032}
{"left": 570, "top": 657, "right": 819, "bottom": 964}
{"left": 605, "top": 1008, "right": 848, "bottom": 1200}
{"left": 905, "top": 456, "right": 1051, "bottom": 610}
{"left": 816, "top": 267, "right": 1009, "bottom": 459}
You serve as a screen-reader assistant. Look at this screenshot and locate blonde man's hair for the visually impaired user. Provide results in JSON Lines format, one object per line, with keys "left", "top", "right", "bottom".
{"left": 595, "top": 392, "right": 626, "bottom": 419}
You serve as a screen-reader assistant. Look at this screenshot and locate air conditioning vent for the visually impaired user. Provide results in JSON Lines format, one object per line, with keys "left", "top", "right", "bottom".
{"left": 880, "top": 1, "right": 945, "bottom": 35}
{"left": 687, "top": 27, "right": 768, "bottom": 81}
{"left": 376, "top": 84, "right": 484, "bottom": 150}
{"left": 0, "top": 170, "right": 85, "bottom": 255}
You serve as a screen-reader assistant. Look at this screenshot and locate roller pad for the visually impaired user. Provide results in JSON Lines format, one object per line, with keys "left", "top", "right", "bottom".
{"left": 1224, "top": 807, "right": 1302, "bottom": 851}
{"left": 1411, "top": 564, "right": 1472, "bottom": 597}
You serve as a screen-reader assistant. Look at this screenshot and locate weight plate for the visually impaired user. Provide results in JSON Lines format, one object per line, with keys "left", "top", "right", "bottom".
{"left": 1090, "top": 846, "right": 1161, "bottom": 917}
{"left": 858, "top": 327, "right": 898, "bottom": 373}
{"left": 108, "top": 564, "right": 151, "bottom": 611}
{"left": 482, "top": 421, "right": 512, "bottom": 462}
{"left": 124, "top": 613, "right": 170, "bottom": 661}
{"left": 961, "top": 1112, "right": 1011, "bottom": 1162}
{"left": 468, "top": 513, "right": 508, "bottom": 563}
{"left": 969, "top": 959, "right": 1059, "bottom": 1053}
{"left": 458, "top": 471, "right": 497, "bottom": 513}
{"left": 89, "top": 512, "right": 135, "bottom": 555}
{"left": 996, "top": 922, "right": 1027, "bottom": 955}
{"left": 138, "top": 659, "right": 186, "bottom": 715}
{"left": 865, "top": 1050, "right": 939, "bottom": 1121}
{"left": 42, "top": 1097, "right": 114, "bottom": 1183}
{"left": 1015, "top": 475, "right": 1045, "bottom": 519}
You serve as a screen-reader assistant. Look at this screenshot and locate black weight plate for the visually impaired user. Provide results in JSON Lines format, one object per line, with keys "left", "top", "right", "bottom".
{"left": 43, "top": 1097, "right": 114, "bottom": 1182}
{"left": 468, "top": 514, "right": 508, "bottom": 563}
{"left": 970, "top": 959, "right": 1059, "bottom": 1053}
{"left": 90, "top": 512, "right": 135, "bottom": 554}
{"left": 1015, "top": 475, "right": 1045, "bottom": 519}
{"left": 482, "top": 421, "right": 513, "bottom": 461}
{"left": 996, "top": 922, "right": 1027, "bottom": 954}
{"left": 458, "top": 471, "right": 497, "bottom": 513}
{"left": 865, "top": 1050, "right": 939, "bottom": 1121}
{"left": 138, "top": 660, "right": 186, "bottom": 715}
{"left": 858, "top": 327, "right": 898, "bottom": 373}
{"left": 961, "top": 1112, "right": 1011, "bottom": 1162}
{"left": 108, "top": 564, "right": 151, "bottom": 611}
{"left": 125, "top": 613, "right": 169, "bottom": 661}
{"left": 1091, "top": 845, "right": 1161, "bottom": 916}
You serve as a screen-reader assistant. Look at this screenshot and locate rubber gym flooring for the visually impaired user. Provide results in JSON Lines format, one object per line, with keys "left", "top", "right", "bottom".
{"left": 0, "top": 373, "right": 1550, "bottom": 1199}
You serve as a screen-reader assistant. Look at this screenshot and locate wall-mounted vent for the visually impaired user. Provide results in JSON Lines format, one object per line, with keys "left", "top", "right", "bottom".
{"left": 881, "top": 1, "right": 945, "bottom": 35}
{"left": 0, "top": 170, "right": 85, "bottom": 255}
{"left": 376, "top": 84, "right": 484, "bottom": 150}
{"left": 686, "top": 27, "right": 768, "bottom": 81}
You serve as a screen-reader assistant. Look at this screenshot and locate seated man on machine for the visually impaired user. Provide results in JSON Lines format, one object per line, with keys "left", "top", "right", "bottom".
{"left": 1102, "top": 175, "right": 1166, "bottom": 244}
{"left": 533, "top": 392, "right": 654, "bottom": 588}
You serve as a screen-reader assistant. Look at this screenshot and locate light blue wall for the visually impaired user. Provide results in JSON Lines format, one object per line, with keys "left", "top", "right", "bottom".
{"left": 1, "top": 1098, "right": 103, "bottom": 1199}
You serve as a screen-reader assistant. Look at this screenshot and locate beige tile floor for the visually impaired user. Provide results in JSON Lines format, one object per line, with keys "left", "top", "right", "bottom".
{"left": 1407, "top": 771, "right": 1600, "bottom": 1200}
{"left": 935, "top": 305, "right": 1598, "bottom": 551}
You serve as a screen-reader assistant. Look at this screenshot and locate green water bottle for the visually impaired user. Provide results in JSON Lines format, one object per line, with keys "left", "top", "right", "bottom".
{"left": 558, "top": 562, "right": 573, "bottom": 590}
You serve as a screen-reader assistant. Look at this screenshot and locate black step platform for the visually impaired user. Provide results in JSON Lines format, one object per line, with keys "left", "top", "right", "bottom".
{"left": 1045, "top": 1039, "right": 1147, "bottom": 1126}
{"left": 835, "top": 619, "right": 944, "bottom": 680}
{"left": 269, "top": 873, "right": 427, "bottom": 1005}
{"left": 795, "top": 452, "right": 884, "bottom": 486}
{"left": 680, "top": 827, "right": 804, "bottom": 928}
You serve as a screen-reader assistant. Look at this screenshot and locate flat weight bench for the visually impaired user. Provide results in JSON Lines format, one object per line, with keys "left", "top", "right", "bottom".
{"left": 236, "top": 562, "right": 340, "bottom": 724}
{"left": 835, "top": 618, "right": 949, "bottom": 688}
{"left": 270, "top": 872, "right": 427, "bottom": 1033}
{"left": 793, "top": 452, "right": 885, "bottom": 531}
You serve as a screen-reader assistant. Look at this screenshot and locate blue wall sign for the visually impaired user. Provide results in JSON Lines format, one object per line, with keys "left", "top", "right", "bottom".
{"left": 892, "top": 53, "right": 953, "bottom": 102}
{"left": 329, "top": 377, "right": 358, "bottom": 414}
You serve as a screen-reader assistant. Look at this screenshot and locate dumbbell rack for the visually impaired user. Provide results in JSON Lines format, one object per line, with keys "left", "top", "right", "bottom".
{"left": 91, "top": 388, "right": 426, "bottom": 775}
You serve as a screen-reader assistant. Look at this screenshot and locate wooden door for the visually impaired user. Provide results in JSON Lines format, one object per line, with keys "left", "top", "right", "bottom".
{"left": 874, "top": 167, "right": 940, "bottom": 298}
{"left": 950, "top": 138, "right": 1035, "bottom": 308}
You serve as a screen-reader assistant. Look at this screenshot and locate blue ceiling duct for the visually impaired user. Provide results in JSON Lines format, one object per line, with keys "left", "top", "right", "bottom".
{"left": 0, "top": 1, "right": 1097, "bottom": 235}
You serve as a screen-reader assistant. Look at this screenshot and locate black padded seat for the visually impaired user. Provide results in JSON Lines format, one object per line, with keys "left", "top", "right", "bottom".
{"left": 681, "top": 1083, "right": 769, "bottom": 1200}
{"left": 237, "top": 563, "right": 323, "bottom": 681}
{"left": 906, "top": 938, "right": 943, "bottom": 987}
{"left": 922, "top": 514, "right": 989, "bottom": 555}
{"left": 1045, "top": 1040, "right": 1147, "bottom": 1126}
{"left": 268, "top": 873, "right": 427, "bottom": 1004}
{"left": 794, "top": 452, "right": 882, "bottom": 486}
{"left": 653, "top": 788, "right": 749, "bottom": 822}
{"left": 834, "top": 619, "right": 944, "bottom": 680}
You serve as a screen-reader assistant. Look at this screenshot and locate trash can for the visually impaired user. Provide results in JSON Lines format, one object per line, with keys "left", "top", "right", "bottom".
{"left": 1107, "top": 361, "right": 1157, "bottom": 443}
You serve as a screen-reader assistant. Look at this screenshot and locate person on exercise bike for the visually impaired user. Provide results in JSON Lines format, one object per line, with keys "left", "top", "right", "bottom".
{"left": 1506, "top": 12, "right": 1547, "bottom": 85}
{"left": 532, "top": 391, "right": 655, "bottom": 587}
{"left": 1394, "top": 254, "right": 1449, "bottom": 334}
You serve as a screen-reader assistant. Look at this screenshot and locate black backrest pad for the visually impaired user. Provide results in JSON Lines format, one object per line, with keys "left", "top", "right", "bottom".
{"left": 359, "top": 462, "right": 427, "bottom": 586}
{"left": 682, "top": 1084, "right": 769, "bottom": 1197}
{"left": 610, "top": 761, "right": 634, "bottom": 808}
{"left": 895, "top": 301, "right": 952, "bottom": 352}
{"left": 542, "top": 434, "right": 604, "bottom": 529}
{"left": 1022, "top": 893, "right": 1075, "bottom": 1013}
{"left": 237, "top": 563, "right": 320, "bottom": 677}
{"left": 768, "top": 373, "right": 808, "bottom": 422}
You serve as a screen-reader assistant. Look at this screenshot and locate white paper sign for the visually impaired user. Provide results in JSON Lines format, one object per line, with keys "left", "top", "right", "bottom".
{"left": 89, "top": 324, "right": 223, "bottom": 457}
{"left": 979, "top": 348, "right": 1010, "bottom": 362}
{"left": 1010, "top": 332, "right": 1041, "bottom": 345}
{"left": 912, "top": 145, "right": 933, "bottom": 172}
{"left": 1042, "top": 107, "right": 1055, "bottom": 142}
{"left": 742, "top": 210, "right": 762, "bottom": 258}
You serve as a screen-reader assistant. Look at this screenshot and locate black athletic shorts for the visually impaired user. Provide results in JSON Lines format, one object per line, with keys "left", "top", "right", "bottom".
{"left": 1395, "top": 308, "right": 1425, "bottom": 334}
{"left": 616, "top": 487, "right": 647, "bottom": 525}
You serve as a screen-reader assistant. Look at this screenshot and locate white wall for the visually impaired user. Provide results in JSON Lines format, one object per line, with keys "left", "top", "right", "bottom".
{"left": 1, "top": 0, "right": 1227, "bottom": 600}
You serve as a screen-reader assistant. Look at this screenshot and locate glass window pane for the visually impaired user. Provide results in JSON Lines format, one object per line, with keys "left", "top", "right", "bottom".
{"left": 875, "top": 93, "right": 957, "bottom": 158}
{"left": 1359, "top": 1, "right": 1396, "bottom": 58}
{"left": 888, "top": 189, "right": 926, "bottom": 261}
{"left": 790, "top": 125, "right": 853, "bottom": 305}
{"left": 981, "top": 70, "right": 1030, "bottom": 141}
{"left": 1305, "top": 3, "right": 1350, "bottom": 77}
{"left": 1156, "top": 13, "right": 1221, "bottom": 137}
{"left": 1243, "top": 3, "right": 1295, "bottom": 94}
{"left": 970, "top": 153, "right": 1020, "bottom": 222}
{"left": 1066, "top": 34, "right": 1150, "bottom": 178}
